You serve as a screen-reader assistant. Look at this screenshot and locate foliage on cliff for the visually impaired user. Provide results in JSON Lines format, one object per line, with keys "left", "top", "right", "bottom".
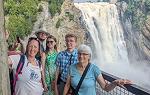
{"left": 4, "top": 0, "right": 39, "bottom": 44}
{"left": 4, "top": 0, "right": 64, "bottom": 44}
{"left": 120, "top": 0, "right": 150, "bottom": 30}
{"left": 48, "top": 0, "right": 64, "bottom": 17}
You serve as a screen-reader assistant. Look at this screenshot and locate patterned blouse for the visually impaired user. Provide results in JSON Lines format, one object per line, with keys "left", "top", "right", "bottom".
{"left": 44, "top": 50, "right": 57, "bottom": 95}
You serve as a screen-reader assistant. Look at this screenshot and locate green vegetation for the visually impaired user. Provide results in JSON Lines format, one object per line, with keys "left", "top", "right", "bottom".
{"left": 56, "top": 18, "right": 64, "bottom": 28}
{"left": 4, "top": 0, "right": 64, "bottom": 44}
{"left": 48, "top": 0, "right": 64, "bottom": 17}
{"left": 65, "top": 12, "right": 74, "bottom": 21}
{"left": 4, "top": 0, "right": 39, "bottom": 44}
{"left": 120, "top": 0, "right": 150, "bottom": 30}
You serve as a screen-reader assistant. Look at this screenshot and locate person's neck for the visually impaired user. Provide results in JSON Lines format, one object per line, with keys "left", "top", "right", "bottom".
{"left": 27, "top": 55, "right": 35, "bottom": 62}
{"left": 67, "top": 48, "right": 74, "bottom": 53}
{"left": 48, "top": 48, "right": 54, "bottom": 53}
{"left": 78, "top": 62, "right": 88, "bottom": 69}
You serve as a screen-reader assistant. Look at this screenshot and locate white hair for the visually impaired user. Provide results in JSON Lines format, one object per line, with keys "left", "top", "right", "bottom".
{"left": 78, "top": 44, "right": 92, "bottom": 56}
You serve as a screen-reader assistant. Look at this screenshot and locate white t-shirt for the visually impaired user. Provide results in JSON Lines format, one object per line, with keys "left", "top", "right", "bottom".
{"left": 9, "top": 54, "right": 44, "bottom": 95}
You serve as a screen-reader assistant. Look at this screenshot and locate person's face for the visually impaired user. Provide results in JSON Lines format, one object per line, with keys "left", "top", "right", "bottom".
{"left": 78, "top": 51, "right": 90, "bottom": 64}
{"left": 38, "top": 32, "right": 47, "bottom": 41}
{"left": 65, "top": 37, "right": 76, "bottom": 50}
{"left": 27, "top": 40, "right": 39, "bottom": 57}
{"left": 46, "top": 38, "right": 56, "bottom": 49}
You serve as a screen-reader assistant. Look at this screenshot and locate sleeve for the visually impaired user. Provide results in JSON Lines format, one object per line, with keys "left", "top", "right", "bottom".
{"left": 55, "top": 52, "right": 61, "bottom": 67}
{"left": 93, "top": 64, "right": 102, "bottom": 78}
{"left": 9, "top": 54, "right": 21, "bottom": 70}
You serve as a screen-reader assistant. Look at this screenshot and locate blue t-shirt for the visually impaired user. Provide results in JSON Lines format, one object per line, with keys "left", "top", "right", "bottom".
{"left": 69, "top": 63, "right": 102, "bottom": 95}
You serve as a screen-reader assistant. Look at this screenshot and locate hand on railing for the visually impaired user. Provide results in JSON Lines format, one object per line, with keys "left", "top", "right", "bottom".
{"left": 113, "top": 79, "right": 132, "bottom": 89}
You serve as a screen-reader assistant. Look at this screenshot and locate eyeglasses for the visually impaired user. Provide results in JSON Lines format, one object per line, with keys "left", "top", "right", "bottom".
{"left": 78, "top": 53, "right": 89, "bottom": 56}
{"left": 65, "top": 40, "right": 75, "bottom": 43}
{"left": 47, "top": 41, "right": 54, "bottom": 44}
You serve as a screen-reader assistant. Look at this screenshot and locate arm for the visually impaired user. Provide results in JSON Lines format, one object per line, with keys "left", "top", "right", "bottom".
{"left": 41, "top": 52, "right": 48, "bottom": 91}
{"left": 8, "top": 57, "right": 13, "bottom": 69}
{"left": 54, "top": 53, "right": 61, "bottom": 95}
{"left": 54, "top": 67, "right": 59, "bottom": 95}
{"left": 8, "top": 51, "right": 22, "bottom": 56}
{"left": 63, "top": 75, "right": 71, "bottom": 95}
{"left": 97, "top": 75, "right": 132, "bottom": 92}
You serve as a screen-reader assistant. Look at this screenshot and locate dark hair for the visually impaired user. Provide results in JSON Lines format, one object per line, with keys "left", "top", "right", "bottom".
{"left": 46, "top": 35, "right": 57, "bottom": 52}
{"left": 65, "top": 33, "right": 77, "bottom": 42}
{"left": 16, "top": 36, "right": 20, "bottom": 43}
{"left": 26, "top": 37, "right": 41, "bottom": 55}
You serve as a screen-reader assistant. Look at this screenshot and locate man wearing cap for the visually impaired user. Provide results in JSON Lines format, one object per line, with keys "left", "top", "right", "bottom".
{"left": 35, "top": 28, "right": 50, "bottom": 52}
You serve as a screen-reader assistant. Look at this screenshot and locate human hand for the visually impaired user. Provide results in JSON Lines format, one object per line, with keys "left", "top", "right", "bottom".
{"left": 43, "top": 83, "right": 48, "bottom": 92}
{"left": 5, "top": 31, "right": 9, "bottom": 40}
{"left": 113, "top": 79, "right": 132, "bottom": 88}
{"left": 114, "top": 79, "right": 132, "bottom": 85}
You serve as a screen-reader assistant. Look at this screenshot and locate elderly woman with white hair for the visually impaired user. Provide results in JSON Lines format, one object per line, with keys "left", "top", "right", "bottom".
{"left": 63, "top": 44, "right": 132, "bottom": 95}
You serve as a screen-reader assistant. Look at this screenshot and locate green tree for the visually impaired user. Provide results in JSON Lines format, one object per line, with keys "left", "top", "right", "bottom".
{"left": 4, "top": 0, "right": 39, "bottom": 44}
{"left": 48, "top": 0, "right": 64, "bottom": 17}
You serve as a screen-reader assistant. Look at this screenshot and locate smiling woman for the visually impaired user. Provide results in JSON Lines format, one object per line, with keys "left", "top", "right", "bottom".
{"left": 8, "top": 37, "right": 44, "bottom": 95}
{"left": 63, "top": 44, "right": 132, "bottom": 95}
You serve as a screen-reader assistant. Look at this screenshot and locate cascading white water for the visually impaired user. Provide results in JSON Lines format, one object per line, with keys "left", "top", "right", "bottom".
{"left": 74, "top": 2, "right": 150, "bottom": 89}
{"left": 75, "top": 2, "right": 129, "bottom": 71}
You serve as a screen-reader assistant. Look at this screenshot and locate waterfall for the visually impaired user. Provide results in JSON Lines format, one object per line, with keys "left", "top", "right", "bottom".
{"left": 74, "top": 2, "right": 150, "bottom": 89}
{"left": 75, "top": 2, "right": 129, "bottom": 68}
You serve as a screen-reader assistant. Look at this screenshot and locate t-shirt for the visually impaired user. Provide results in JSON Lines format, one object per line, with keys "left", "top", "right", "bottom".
{"left": 9, "top": 54, "right": 44, "bottom": 95}
{"left": 70, "top": 63, "right": 102, "bottom": 95}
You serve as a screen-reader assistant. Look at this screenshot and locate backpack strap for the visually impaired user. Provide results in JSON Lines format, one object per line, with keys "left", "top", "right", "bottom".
{"left": 13, "top": 54, "right": 25, "bottom": 93}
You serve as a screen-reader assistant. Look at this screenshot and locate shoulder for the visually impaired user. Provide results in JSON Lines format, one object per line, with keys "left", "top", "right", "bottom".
{"left": 90, "top": 63, "right": 99, "bottom": 68}
{"left": 72, "top": 49, "right": 78, "bottom": 57}
{"left": 57, "top": 50, "right": 67, "bottom": 57}
{"left": 9, "top": 54, "right": 21, "bottom": 61}
{"left": 9, "top": 54, "right": 26, "bottom": 69}
{"left": 58, "top": 50, "right": 65, "bottom": 55}
{"left": 69, "top": 64, "right": 77, "bottom": 73}
{"left": 70, "top": 64, "right": 76, "bottom": 69}
{"left": 73, "top": 48, "right": 78, "bottom": 54}
{"left": 90, "top": 63, "right": 101, "bottom": 71}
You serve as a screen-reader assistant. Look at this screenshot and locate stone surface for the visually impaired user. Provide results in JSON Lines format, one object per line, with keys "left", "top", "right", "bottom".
{"left": 0, "top": 0, "right": 11, "bottom": 94}
{"left": 42, "top": 0, "right": 86, "bottom": 50}
{"left": 117, "top": 1, "right": 150, "bottom": 64}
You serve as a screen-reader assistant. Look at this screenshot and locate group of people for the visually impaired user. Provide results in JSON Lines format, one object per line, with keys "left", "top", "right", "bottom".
{"left": 7, "top": 28, "right": 132, "bottom": 95}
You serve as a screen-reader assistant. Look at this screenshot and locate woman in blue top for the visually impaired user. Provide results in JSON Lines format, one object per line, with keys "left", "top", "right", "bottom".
{"left": 63, "top": 44, "right": 132, "bottom": 95}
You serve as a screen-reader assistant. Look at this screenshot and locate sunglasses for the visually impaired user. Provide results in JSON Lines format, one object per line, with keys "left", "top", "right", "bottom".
{"left": 78, "top": 52, "right": 89, "bottom": 56}
{"left": 29, "top": 37, "right": 39, "bottom": 41}
{"left": 47, "top": 41, "right": 54, "bottom": 44}
{"left": 28, "top": 37, "right": 40, "bottom": 45}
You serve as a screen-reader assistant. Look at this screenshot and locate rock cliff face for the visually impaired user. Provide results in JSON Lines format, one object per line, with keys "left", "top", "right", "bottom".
{"left": 117, "top": 1, "right": 150, "bottom": 64}
{"left": 33, "top": 0, "right": 150, "bottom": 63}
{"left": 0, "top": 1, "right": 10, "bottom": 95}
{"left": 34, "top": 0, "right": 86, "bottom": 50}
{"left": 141, "top": 16, "right": 150, "bottom": 61}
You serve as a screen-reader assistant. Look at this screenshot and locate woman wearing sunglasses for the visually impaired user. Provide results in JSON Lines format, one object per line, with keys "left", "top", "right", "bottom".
{"left": 41, "top": 35, "right": 58, "bottom": 95}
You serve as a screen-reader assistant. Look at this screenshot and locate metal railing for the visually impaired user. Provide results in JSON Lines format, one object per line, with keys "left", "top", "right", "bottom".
{"left": 96, "top": 71, "right": 150, "bottom": 95}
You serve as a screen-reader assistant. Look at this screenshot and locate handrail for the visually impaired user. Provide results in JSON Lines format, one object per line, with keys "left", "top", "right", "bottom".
{"left": 101, "top": 71, "right": 150, "bottom": 95}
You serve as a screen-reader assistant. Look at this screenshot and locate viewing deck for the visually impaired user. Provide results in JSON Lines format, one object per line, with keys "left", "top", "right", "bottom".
{"left": 96, "top": 71, "right": 150, "bottom": 95}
